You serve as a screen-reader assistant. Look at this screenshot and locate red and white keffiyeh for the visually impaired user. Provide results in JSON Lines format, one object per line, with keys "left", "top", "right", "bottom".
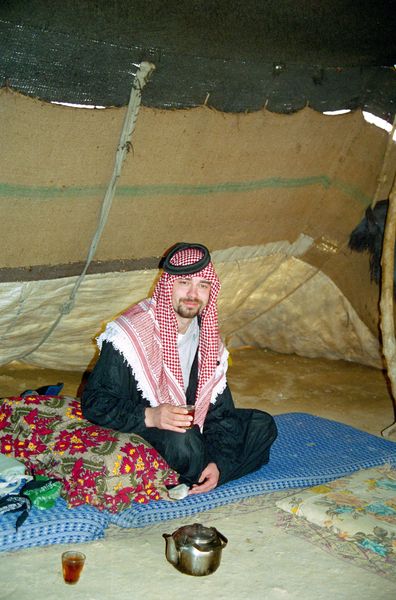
{"left": 98, "top": 246, "right": 228, "bottom": 428}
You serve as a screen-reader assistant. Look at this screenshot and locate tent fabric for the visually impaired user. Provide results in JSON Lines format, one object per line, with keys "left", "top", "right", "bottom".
{"left": 0, "top": 246, "right": 381, "bottom": 371}
{"left": 0, "top": 91, "right": 391, "bottom": 369}
{"left": 2, "top": 1, "right": 395, "bottom": 67}
{"left": 0, "top": 1, "right": 395, "bottom": 119}
{"left": 0, "top": 94, "right": 390, "bottom": 275}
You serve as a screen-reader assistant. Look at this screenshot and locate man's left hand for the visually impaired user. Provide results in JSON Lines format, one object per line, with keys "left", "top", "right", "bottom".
{"left": 189, "top": 462, "right": 219, "bottom": 495}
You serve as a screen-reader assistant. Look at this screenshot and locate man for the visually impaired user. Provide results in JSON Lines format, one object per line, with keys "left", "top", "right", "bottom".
{"left": 81, "top": 242, "right": 277, "bottom": 495}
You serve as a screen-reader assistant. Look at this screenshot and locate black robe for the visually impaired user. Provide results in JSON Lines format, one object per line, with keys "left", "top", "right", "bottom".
{"left": 81, "top": 341, "right": 277, "bottom": 487}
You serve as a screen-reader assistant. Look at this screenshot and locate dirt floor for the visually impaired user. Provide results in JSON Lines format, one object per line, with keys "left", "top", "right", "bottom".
{"left": 1, "top": 348, "right": 396, "bottom": 599}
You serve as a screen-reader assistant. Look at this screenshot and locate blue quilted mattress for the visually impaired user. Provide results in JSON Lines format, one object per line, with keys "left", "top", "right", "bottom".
{"left": 1, "top": 412, "right": 396, "bottom": 547}
{"left": 0, "top": 497, "right": 110, "bottom": 553}
{"left": 110, "top": 412, "right": 396, "bottom": 527}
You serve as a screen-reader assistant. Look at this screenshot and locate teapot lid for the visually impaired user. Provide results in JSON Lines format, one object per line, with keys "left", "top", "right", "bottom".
{"left": 175, "top": 523, "right": 218, "bottom": 546}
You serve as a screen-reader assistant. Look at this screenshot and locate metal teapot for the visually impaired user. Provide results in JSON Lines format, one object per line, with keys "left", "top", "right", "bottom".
{"left": 163, "top": 523, "right": 228, "bottom": 576}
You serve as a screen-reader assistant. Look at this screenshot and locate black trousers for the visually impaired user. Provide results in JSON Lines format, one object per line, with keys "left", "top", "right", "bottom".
{"left": 135, "top": 409, "right": 277, "bottom": 487}
{"left": 134, "top": 425, "right": 208, "bottom": 485}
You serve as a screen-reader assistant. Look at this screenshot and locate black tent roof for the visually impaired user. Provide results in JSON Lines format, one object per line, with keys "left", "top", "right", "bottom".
{"left": 1, "top": 0, "right": 395, "bottom": 120}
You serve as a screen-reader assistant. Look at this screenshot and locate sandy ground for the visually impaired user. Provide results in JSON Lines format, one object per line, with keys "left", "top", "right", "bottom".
{"left": 1, "top": 349, "right": 396, "bottom": 599}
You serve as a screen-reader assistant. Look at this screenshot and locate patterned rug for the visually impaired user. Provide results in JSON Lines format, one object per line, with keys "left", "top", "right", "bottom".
{"left": 276, "top": 509, "right": 396, "bottom": 583}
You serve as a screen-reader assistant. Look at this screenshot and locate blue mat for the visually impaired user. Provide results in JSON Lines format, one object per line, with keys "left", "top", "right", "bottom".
{"left": 0, "top": 498, "right": 110, "bottom": 553}
{"left": 110, "top": 412, "right": 396, "bottom": 528}
{"left": 2, "top": 412, "right": 396, "bottom": 548}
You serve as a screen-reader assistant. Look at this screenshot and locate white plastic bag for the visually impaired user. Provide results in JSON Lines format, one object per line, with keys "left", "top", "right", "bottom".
{"left": 0, "top": 454, "right": 32, "bottom": 496}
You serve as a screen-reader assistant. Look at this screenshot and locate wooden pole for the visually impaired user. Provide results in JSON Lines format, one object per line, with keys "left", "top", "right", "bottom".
{"left": 371, "top": 115, "right": 396, "bottom": 209}
{"left": 380, "top": 172, "right": 396, "bottom": 438}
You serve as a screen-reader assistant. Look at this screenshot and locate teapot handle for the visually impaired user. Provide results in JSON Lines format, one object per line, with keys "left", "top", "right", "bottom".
{"left": 218, "top": 531, "right": 228, "bottom": 548}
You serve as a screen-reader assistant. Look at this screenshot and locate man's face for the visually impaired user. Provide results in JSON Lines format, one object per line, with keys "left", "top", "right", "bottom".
{"left": 171, "top": 276, "right": 212, "bottom": 320}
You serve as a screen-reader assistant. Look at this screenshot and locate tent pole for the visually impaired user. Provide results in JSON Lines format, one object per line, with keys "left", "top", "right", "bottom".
{"left": 380, "top": 169, "right": 396, "bottom": 438}
{"left": 371, "top": 115, "right": 396, "bottom": 209}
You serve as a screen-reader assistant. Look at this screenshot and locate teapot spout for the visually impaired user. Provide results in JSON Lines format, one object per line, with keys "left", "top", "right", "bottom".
{"left": 163, "top": 533, "right": 179, "bottom": 566}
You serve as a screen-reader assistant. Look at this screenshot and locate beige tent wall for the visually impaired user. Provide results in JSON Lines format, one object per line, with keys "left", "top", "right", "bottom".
{"left": 0, "top": 247, "right": 381, "bottom": 370}
{"left": 0, "top": 89, "right": 392, "bottom": 370}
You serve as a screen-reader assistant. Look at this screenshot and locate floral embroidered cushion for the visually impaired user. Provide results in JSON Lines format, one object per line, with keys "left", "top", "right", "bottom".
{"left": 276, "top": 465, "right": 396, "bottom": 556}
{"left": 0, "top": 395, "right": 178, "bottom": 513}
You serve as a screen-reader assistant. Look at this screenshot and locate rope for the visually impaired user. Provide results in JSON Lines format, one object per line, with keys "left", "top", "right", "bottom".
{"left": 12, "top": 61, "right": 155, "bottom": 363}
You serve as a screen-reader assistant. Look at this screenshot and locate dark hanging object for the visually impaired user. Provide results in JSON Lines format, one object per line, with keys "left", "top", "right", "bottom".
{"left": 348, "top": 199, "right": 395, "bottom": 294}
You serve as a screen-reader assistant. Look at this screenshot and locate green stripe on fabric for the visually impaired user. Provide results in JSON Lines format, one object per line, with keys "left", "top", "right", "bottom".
{"left": 117, "top": 176, "right": 333, "bottom": 196}
{"left": 0, "top": 183, "right": 103, "bottom": 199}
{"left": 0, "top": 178, "right": 370, "bottom": 204}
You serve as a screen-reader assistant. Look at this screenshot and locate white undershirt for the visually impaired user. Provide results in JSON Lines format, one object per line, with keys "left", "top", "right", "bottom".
{"left": 177, "top": 317, "right": 199, "bottom": 391}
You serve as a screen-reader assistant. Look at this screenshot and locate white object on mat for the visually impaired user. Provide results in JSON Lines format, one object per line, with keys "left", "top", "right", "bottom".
{"left": 0, "top": 454, "right": 32, "bottom": 496}
{"left": 167, "top": 484, "right": 190, "bottom": 501}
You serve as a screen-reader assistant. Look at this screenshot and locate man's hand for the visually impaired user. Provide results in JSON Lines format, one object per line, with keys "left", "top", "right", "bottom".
{"left": 189, "top": 462, "right": 219, "bottom": 494}
{"left": 145, "top": 404, "right": 193, "bottom": 432}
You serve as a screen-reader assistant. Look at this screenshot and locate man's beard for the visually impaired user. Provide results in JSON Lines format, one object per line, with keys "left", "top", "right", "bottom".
{"left": 174, "top": 298, "right": 203, "bottom": 319}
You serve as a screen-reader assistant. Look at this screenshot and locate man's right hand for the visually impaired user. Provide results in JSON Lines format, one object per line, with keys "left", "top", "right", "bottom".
{"left": 144, "top": 404, "right": 193, "bottom": 432}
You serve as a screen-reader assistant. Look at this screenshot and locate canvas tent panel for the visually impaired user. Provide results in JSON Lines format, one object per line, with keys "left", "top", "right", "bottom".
{"left": 0, "top": 91, "right": 393, "bottom": 369}
{"left": 0, "top": 3, "right": 394, "bottom": 119}
{"left": 0, "top": 245, "right": 381, "bottom": 371}
{"left": 0, "top": 91, "right": 390, "bottom": 272}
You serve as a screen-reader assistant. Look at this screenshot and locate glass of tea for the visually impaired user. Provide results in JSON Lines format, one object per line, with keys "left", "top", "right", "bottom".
{"left": 185, "top": 405, "right": 195, "bottom": 429}
{"left": 61, "top": 551, "right": 86, "bottom": 585}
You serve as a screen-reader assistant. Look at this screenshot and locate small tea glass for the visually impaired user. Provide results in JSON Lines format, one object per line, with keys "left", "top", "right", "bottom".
{"left": 184, "top": 405, "right": 196, "bottom": 429}
{"left": 61, "top": 551, "right": 86, "bottom": 585}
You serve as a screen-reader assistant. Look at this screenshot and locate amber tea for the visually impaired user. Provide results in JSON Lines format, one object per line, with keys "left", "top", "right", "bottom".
{"left": 61, "top": 551, "right": 86, "bottom": 584}
{"left": 185, "top": 405, "right": 195, "bottom": 429}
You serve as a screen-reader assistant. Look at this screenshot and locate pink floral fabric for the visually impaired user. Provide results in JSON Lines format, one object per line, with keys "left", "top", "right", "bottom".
{"left": 0, "top": 395, "right": 178, "bottom": 512}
